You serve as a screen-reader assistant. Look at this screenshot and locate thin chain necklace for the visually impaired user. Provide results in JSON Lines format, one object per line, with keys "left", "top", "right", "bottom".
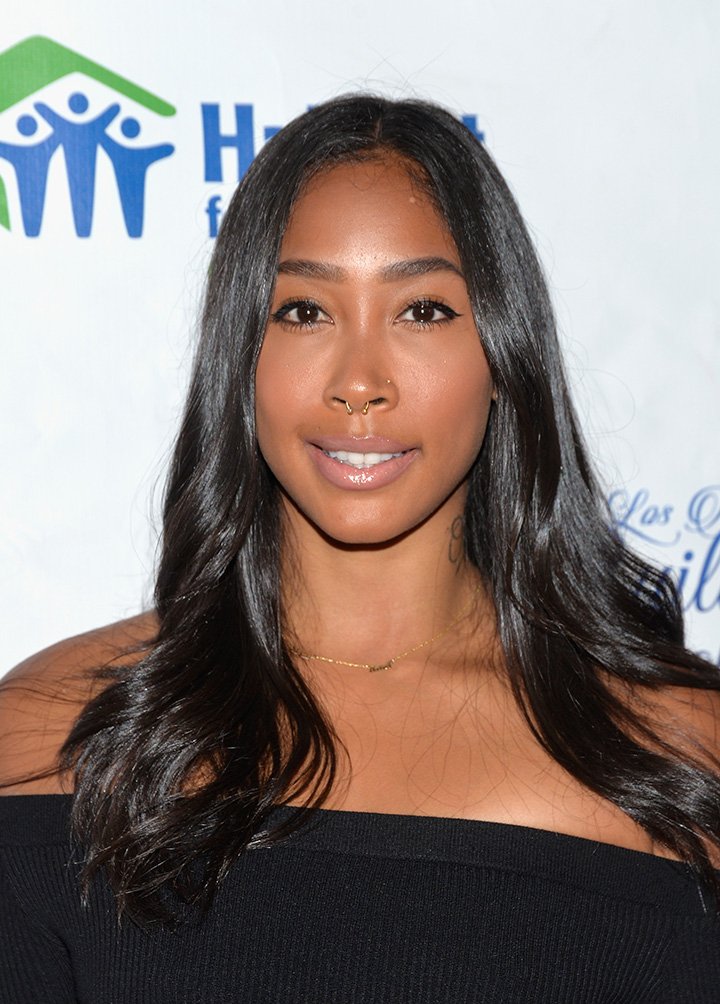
{"left": 287, "top": 586, "right": 481, "bottom": 673}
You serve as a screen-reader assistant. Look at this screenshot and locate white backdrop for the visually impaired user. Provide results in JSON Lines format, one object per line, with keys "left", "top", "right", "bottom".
{"left": 1, "top": 1, "right": 718, "bottom": 673}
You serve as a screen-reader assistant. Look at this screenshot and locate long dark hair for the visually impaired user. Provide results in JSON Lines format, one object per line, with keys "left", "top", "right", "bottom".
{"left": 59, "top": 94, "right": 720, "bottom": 924}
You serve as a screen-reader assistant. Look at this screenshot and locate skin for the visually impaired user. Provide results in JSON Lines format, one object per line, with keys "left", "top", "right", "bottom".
{"left": 256, "top": 156, "right": 494, "bottom": 554}
{"left": 3, "top": 153, "right": 718, "bottom": 866}
{"left": 256, "top": 157, "right": 498, "bottom": 660}
{"left": 251, "top": 156, "right": 679, "bottom": 847}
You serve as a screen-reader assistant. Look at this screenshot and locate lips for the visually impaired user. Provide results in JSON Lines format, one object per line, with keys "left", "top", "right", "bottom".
{"left": 310, "top": 435, "right": 414, "bottom": 454}
{"left": 306, "top": 436, "right": 419, "bottom": 491}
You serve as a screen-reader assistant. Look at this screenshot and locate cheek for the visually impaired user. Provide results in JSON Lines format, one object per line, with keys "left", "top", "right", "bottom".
{"left": 254, "top": 342, "right": 321, "bottom": 478}
{"left": 255, "top": 338, "right": 324, "bottom": 415}
{"left": 254, "top": 347, "right": 285, "bottom": 463}
{"left": 413, "top": 351, "right": 494, "bottom": 450}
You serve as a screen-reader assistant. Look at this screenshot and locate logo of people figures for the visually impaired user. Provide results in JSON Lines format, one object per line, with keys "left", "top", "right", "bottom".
{"left": 0, "top": 36, "right": 175, "bottom": 237}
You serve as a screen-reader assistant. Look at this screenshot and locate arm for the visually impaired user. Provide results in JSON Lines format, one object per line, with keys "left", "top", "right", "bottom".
{"left": 661, "top": 913, "right": 720, "bottom": 1002}
{"left": 0, "top": 612, "right": 158, "bottom": 794}
{"left": 0, "top": 853, "right": 75, "bottom": 1003}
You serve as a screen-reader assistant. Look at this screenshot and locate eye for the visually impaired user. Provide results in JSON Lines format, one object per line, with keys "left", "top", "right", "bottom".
{"left": 270, "top": 299, "right": 330, "bottom": 329}
{"left": 398, "top": 299, "right": 459, "bottom": 327}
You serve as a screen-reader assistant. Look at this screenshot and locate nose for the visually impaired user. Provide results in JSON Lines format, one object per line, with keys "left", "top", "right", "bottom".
{"left": 324, "top": 335, "right": 399, "bottom": 416}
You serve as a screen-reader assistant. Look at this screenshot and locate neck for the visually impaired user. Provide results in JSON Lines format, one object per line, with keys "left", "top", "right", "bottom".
{"left": 280, "top": 506, "right": 489, "bottom": 670}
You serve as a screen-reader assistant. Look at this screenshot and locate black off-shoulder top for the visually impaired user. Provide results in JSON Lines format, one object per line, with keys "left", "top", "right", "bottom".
{"left": 1, "top": 794, "right": 719, "bottom": 1002}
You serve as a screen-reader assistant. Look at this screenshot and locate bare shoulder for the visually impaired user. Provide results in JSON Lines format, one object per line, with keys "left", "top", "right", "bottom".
{"left": 631, "top": 676, "right": 720, "bottom": 763}
{"left": 621, "top": 674, "right": 720, "bottom": 861}
{"left": 0, "top": 612, "right": 158, "bottom": 794}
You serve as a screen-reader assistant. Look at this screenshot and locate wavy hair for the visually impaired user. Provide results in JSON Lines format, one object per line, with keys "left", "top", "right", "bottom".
{"left": 59, "top": 94, "right": 720, "bottom": 924}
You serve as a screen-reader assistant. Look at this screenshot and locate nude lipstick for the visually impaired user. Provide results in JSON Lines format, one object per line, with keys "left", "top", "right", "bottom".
{"left": 307, "top": 436, "right": 419, "bottom": 491}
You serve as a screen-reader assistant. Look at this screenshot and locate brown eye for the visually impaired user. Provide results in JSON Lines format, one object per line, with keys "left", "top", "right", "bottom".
{"left": 399, "top": 300, "right": 459, "bottom": 326}
{"left": 293, "top": 303, "right": 321, "bottom": 325}
{"left": 271, "top": 300, "right": 329, "bottom": 327}
{"left": 411, "top": 302, "right": 438, "bottom": 323}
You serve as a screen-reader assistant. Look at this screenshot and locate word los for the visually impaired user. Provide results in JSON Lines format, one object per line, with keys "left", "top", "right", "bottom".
{"left": 610, "top": 485, "right": 720, "bottom": 666}
{"left": 609, "top": 485, "right": 720, "bottom": 616}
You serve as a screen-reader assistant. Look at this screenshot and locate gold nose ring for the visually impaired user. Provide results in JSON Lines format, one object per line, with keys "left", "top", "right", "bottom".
{"left": 344, "top": 401, "right": 371, "bottom": 415}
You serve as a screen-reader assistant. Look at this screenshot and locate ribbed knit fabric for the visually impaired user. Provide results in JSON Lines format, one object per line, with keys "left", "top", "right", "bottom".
{"left": 1, "top": 795, "right": 719, "bottom": 1003}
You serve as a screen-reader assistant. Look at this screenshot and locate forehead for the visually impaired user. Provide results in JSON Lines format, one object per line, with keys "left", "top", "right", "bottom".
{"left": 279, "top": 156, "right": 459, "bottom": 265}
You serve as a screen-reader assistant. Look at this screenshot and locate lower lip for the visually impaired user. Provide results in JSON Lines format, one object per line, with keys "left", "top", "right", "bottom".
{"left": 308, "top": 445, "right": 419, "bottom": 491}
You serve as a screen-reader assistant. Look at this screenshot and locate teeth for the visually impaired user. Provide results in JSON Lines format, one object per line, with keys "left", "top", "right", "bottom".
{"left": 324, "top": 450, "right": 404, "bottom": 469}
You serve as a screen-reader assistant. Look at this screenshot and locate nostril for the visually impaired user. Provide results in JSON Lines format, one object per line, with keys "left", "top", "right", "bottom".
{"left": 330, "top": 393, "right": 391, "bottom": 415}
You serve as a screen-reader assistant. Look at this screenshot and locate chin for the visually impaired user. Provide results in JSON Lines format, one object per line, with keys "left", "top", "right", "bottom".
{"left": 310, "top": 507, "right": 435, "bottom": 549}
{"left": 322, "top": 525, "right": 407, "bottom": 548}
{"left": 280, "top": 483, "right": 465, "bottom": 549}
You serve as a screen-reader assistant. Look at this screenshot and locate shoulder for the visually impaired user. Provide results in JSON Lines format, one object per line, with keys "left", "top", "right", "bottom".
{"left": 625, "top": 675, "right": 720, "bottom": 861}
{"left": 630, "top": 677, "right": 720, "bottom": 762}
{"left": 0, "top": 612, "right": 158, "bottom": 795}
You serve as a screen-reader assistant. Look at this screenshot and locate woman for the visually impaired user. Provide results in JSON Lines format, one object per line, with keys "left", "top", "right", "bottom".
{"left": 1, "top": 94, "right": 719, "bottom": 1001}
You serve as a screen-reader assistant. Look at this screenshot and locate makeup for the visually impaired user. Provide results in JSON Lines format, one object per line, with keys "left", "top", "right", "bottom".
{"left": 307, "top": 438, "right": 418, "bottom": 491}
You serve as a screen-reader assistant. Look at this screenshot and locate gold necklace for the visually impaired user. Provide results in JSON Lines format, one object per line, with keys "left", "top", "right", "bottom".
{"left": 287, "top": 586, "right": 481, "bottom": 673}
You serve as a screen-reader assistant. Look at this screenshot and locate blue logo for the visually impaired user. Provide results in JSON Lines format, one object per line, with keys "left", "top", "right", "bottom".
{"left": 0, "top": 36, "right": 176, "bottom": 238}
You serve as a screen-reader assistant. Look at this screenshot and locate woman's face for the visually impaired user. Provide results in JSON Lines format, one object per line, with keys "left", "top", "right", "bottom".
{"left": 255, "top": 155, "right": 495, "bottom": 546}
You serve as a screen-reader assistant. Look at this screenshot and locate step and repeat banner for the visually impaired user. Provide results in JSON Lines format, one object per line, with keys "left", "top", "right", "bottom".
{"left": 1, "top": 2, "right": 718, "bottom": 670}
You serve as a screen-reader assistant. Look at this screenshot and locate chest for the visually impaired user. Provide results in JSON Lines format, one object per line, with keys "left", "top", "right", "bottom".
{"left": 313, "top": 665, "right": 658, "bottom": 853}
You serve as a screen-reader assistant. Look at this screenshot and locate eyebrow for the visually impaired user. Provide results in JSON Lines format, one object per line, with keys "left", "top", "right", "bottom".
{"left": 276, "top": 256, "right": 464, "bottom": 282}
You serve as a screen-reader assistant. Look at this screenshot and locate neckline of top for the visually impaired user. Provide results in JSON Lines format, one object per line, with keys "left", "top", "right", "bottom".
{"left": 0, "top": 793, "right": 713, "bottom": 915}
{"left": 0, "top": 791, "right": 692, "bottom": 864}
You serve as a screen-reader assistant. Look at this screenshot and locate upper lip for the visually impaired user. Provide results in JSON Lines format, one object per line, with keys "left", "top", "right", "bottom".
{"left": 308, "top": 435, "right": 415, "bottom": 453}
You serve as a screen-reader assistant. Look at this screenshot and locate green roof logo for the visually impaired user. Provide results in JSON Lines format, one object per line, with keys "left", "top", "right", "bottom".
{"left": 0, "top": 36, "right": 176, "bottom": 237}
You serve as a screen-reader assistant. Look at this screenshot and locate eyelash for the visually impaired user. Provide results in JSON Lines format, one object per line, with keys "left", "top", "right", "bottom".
{"left": 270, "top": 298, "right": 460, "bottom": 331}
{"left": 401, "top": 298, "right": 459, "bottom": 330}
{"left": 270, "top": 300, "right": 326, "bottom": 329}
